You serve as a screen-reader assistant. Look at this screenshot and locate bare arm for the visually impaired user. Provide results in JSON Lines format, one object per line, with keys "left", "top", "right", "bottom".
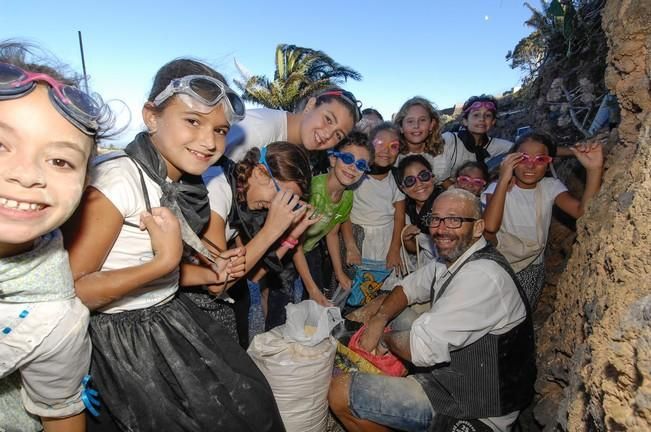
{"left": 293, "top": 246, "right": 331, "bottom": 306}
{"left": 483, "top": 153, "right": 523, "bottom": 236}
{"left": 555, "top": 142, "right": 604, "bottom": 219}
{"left": 42, "top": 413, "right": 85, "bottom": 432}
{"left": 340, "top": 219, "right": 360, "bottom": 266}
{"left": 384, "top": 330, "right": 412, "bottom": 362}
{"left": 358, "top": 286, "right": 409, "bottom": 352}
{"left": 386, "top": 200, "right": 406, "bottom": 270}
{"left": 326, "top": 224, "right": 351, "bottom": 290}
{"left": 64, "top": 187, "right": 182, "bottom": 311}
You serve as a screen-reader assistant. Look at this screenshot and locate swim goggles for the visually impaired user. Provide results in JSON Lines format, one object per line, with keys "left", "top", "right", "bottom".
{"left": 318, "top": 89, "right": 363, "bottom": 123}
{"left": 456, "top": 175, "right": 487, "bottom": 187}
{"left": 372, "top": 138, "right": 400, "bottom": 154}
{"left": 327, "top": 150, "right": 370, "bottom": 172}
{"left": 463, "top": 101, "right": 496, "bottom": 114}
{"left": 0, "top": 62, "right": 102, "bottom": 135}
{"left": 259, "top": 146, "right": 281, "bottom": 191}
{"left": 520, "top": 154, "right": 553, "bottom": 165}
{"left": 153, "top": 75, "right": 245, "bottom": 124}
{"left": 402, "top": 169, "right": 433, "bottom": 188}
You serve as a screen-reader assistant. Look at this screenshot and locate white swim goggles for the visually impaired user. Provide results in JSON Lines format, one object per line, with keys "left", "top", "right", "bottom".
{"left": 153, "top": 74, "right": 246, "bottom": 124}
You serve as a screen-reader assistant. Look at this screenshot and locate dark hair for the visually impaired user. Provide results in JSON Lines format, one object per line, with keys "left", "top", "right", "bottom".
{"left": 235, "top": 142, "right": 312, "bottom": 203}
{"left": 455, "top": 160, "right": 489, "bottom": 181}
{"left": 393, "top": 96, "right": 444, "bottom": 156}
{"left": 334, "top": 130, "right": 375, "bottom": 162}
{"left": 462, "top": 94, "right": 498, "bottom": 119}
{"left": 362, "top": 108, "right": 383, "bottom": 121}
{"left": 0, "top": 40, "right": 116, "bottom": 153}
{"left": 147, "top": 58, "right": 228, "bottom": 112}
{"left": 313, "top": 86, "right": 362, "bottom": 123}
{"left": 396, "top": 155, "right": 432, "bottom": 185}
{"left": 514, "top": 131, "right": 557, "bottom": 157}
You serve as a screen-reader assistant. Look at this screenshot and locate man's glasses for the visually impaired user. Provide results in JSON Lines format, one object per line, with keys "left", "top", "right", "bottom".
{"left": 402, "top": 169, "right": 433, "bottom": 188}
{"left": 520, "top": 154, "right": 553, "bottom": 165}
{"left": 327, "top": 150, "right": 370, "bottom": 172}
{"left": 423, "top": 215, "right": 477, "bottom": 229}
{"left": 456, "top": 175, "right": 487, "bottom": 188}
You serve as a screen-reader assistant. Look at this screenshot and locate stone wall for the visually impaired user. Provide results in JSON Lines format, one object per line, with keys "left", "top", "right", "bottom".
{"left": 535, "top": 1, "right": 651, "bottom": 430}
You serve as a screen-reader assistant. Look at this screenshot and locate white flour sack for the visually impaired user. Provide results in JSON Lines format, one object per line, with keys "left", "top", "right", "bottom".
{"left": 247, "top": 301, "right": 342, "bottom": 432}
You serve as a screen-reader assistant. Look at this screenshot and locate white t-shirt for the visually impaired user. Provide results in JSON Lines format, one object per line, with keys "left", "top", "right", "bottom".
{"left": 396, "top": 152, "right": 449, "bottom": 185}
{"left": 204, "top": 168, "right": 237, "bottom": 242}
{"left": 482, "top": 177, "right": 567, "bottom": 265}
{"left": 442, "top": 132, "right": 514, "bottom": 179}
{"left": 225, "top": 108, "right": 288, "bottom": 162}
{"left": 90, "top": 156, "right": 179, "bottom": 313}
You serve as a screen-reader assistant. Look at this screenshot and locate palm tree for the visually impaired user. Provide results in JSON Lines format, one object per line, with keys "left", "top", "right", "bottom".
{"left": 234, "top": 44, "right": 362, "bottom": 112}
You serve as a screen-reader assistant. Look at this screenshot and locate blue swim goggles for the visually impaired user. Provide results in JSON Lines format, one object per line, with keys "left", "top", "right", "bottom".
{"left": 327, "top": 150, "right": 370, "bottom": 172}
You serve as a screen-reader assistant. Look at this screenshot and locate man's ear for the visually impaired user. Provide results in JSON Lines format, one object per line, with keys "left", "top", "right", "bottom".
{"left": 303, "top": 97, "right": 317, "bottom": 113}
{"left": 473, "top": 218, "right": 485, "bottom": 239}
{"left": 142, "top": 103, "right": 158, "bottom": 134}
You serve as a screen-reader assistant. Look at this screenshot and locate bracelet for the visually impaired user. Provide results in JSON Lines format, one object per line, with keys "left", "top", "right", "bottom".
{"left": 281, "top": 237, "right": 299, "bottom": 249}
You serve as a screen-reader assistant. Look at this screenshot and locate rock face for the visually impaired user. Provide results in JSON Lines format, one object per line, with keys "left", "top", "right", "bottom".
{"left": 535, "top": 1, "right": 651, "bottom": 430}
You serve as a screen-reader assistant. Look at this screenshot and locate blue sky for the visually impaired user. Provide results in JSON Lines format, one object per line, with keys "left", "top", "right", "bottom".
{"left": 2, "top": 0, "right": 532, "bottom": 143}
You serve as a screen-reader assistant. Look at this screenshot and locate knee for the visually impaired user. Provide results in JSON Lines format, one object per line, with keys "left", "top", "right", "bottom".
{"left": 328, "top": 374, "right": 351, "bottom": 416}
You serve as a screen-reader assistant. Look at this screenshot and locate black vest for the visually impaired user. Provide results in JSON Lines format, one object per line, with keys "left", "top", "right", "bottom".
{"left": 413, "top": 244, "right": 536, "bottom": 419}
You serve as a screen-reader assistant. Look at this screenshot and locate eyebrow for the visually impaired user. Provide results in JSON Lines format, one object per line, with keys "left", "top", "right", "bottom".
{"left": 49, "top": 141, "right": 89, "bottom": 157}
{"left": 181, "top": 111, "right": 229, "bottom": 129}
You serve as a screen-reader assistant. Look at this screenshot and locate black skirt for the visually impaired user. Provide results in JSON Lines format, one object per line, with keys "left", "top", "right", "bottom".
{"left": 88, "top": 294, "right": 285, "bottom": 432}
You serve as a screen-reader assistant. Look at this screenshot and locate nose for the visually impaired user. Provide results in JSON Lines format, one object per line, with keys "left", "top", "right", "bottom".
{"left": 198, "top": 127, "right": 219, "bottom": 152}
{"left": 4, "top": 158, "right": 46, "bottom": 189}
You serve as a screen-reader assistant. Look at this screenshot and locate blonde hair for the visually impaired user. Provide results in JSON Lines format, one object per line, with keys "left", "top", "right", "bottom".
{"left": 394, "top": 96, "right": 444, "bottom": 157}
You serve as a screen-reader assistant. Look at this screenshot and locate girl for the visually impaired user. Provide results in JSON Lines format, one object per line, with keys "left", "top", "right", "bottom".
{"left": 225, "top": 87, "right": 362, "bottom": 161}
{"left": 394, "top": 97, "right": 449, "bottom": 183}
{"left": 64, "top": 59, "right": 284, "bottom": 431}
{"left": 201, "top": 142, "right": 316, "bottom": 342}
{"left": 442, "top": 94, "right": 514, "bottom": 181}
{"left": 396, "top": 155, "right": 444, "bottom": 259}
{"left": 293, "top": 131, "right": 374, "bottom": 305}
{"left": 342, "top": 122, "right": 406, "bottom": 276}
{"left": 356, "top": 107, "right": 383, "bottom": 136}
{"left": 453, "top": 160, "right": 490, "bottom": 197}
{"left": 483, "top": 132, "right": 603, "bottom": 309}
{"left": 0, "top": 42, "right": 112, "bottom": 432}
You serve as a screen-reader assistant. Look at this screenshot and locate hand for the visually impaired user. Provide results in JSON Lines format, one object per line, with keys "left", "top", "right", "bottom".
{"left": 345, "top": 244, "right": 362, "bottom": 267}
{"left": 386, "top": 247, "right": 402, "bottom": 274}
{"left": 498, "top": 152, "right": 524, "bottom": 184}
{"left": 571, "top": 141, "right": 604, "bottom": 171}
{"left": 310, "top": 290, "right": 333, "bottom": 307}
{"left": 401, "top": 224, "right": 421, "bottom": 242}
{"left": 288, "top": 205, "right": 322, "bottom": 240}
{"left": 205, "top": 247, "right": 246, "bottom": 295}
{"left": 140, "top": 207, "right": 183, "bottom": 273}
{"left": 335, "top": 271, "right": 352, "bottom": 290}
{"left": 358, "top": 316, "right": 386, "bottom": 353}
{"left": 264, "top": 189, "right": 308, "bottom": 238}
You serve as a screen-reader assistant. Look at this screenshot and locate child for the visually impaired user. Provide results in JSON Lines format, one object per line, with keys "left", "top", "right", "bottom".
{"left": 202, "top": 142, "right": 317, "bottom": 342}
{"left": 453, "top": 160, "right": 490, "bottom": 197}
{"left": 442, "top": 94, "right": 514, "bottom": 181}
{"left": 342, "top": 122, "right": 406, "bottom": 276}
{"left": 225, "top": 87, "right": 362, "bottom": 161}
{"left": 64, "top": 59, "right": 285, "bottom": 431}
{"left": 483, "top": 132, "right": 603, "bottom": 309}
{"left": 293, "top": 131, "right": 374, "bottom": 305}
{"left": 396, "top": 155, "right": 444, "bottom": 259}
{"left": 0, "top": 42, "right": 112, "bottom": 432}
{"left": 394, "top": 97, "right": 449, "bottom": 183}
{"left": 356, "top": 107, "right": 383, "bottom": 135}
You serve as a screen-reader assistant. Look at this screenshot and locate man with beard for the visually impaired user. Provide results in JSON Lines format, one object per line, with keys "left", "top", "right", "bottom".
{"left": 329, "top": 189, "right": 535, "bottom": 432}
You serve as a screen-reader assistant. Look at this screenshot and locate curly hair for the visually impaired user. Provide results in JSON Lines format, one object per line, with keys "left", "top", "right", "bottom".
{"left": 234, "top": 142, "right": 312, "bottom": 204}
{"left": 393, "top": 96, "right": 444, "bottom": 157}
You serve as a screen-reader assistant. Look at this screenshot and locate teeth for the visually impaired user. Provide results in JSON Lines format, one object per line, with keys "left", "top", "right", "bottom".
{"left": 0, "top": 197, "right": 44, "bottom": 211}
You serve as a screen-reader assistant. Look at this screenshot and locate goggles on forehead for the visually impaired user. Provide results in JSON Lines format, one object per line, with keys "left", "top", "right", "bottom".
{"left": 520, "top": 154, "right": 553, "bottom": 165}
{"left": 318, "top": 89, "right": 362, "bottom": 123}
{"left": 463, "top": 101, "right": 496, "bottom": 114}
{"left": 402, "top": 169, "right": 432, "bottom": 188}
{"left": 456, "top": 175, "right": 487, "bottom": 187}
{"left": 372, "top": 138, "right": 400, "bottom": 153}
{"left": 0, "top": 62, "right": 101, "bottom": 135}
{"left": 327, "top": 150, "right": 370, "bottom": 172}
{"left": 153, "top": 75, "right": 246, "bottom": 124}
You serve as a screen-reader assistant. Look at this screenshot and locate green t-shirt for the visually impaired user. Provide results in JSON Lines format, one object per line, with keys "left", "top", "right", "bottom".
{"left": 302, "top": 174, "right": 353, "bottom": 252}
